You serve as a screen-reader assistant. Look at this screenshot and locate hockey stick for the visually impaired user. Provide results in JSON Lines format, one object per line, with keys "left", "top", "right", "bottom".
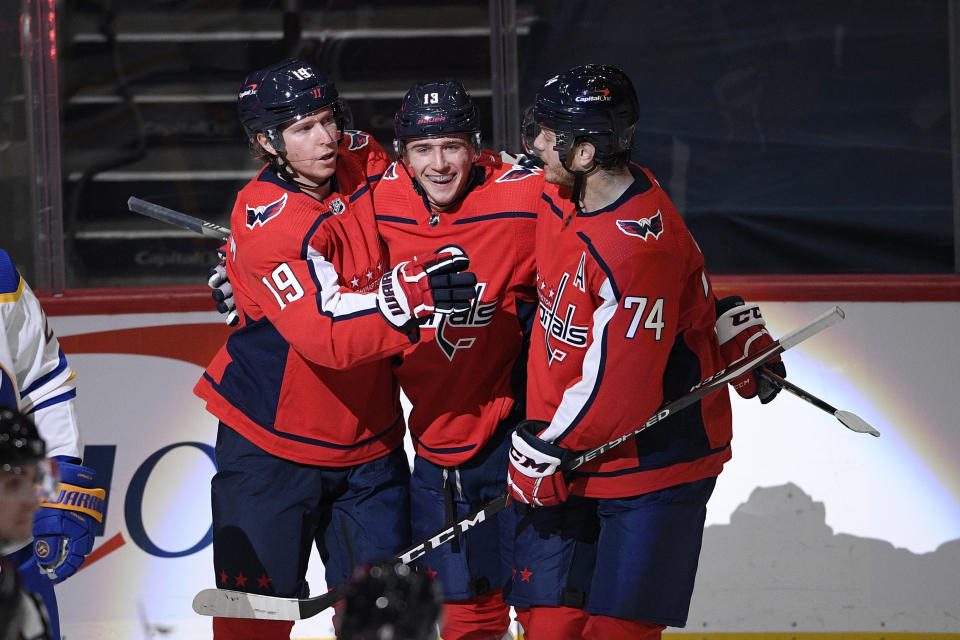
{"left": 127, "top": 196, "right": 231, "bottom": 241}
{"left": 757, "top": 369, "right": 880, "bottom": 437}
{"left": 191, "top": 305, "right": 845, "bottom": 621}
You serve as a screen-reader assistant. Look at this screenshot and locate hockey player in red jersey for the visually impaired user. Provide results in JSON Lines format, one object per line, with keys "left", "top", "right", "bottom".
{"left": 373, "top": 80, "right": 542, "bottom": 640}
{"left": 503, "top": 64, "right": 781, "bottom": 640}
{"left": 193, "top": 59, "right": 476, "bottom": 640}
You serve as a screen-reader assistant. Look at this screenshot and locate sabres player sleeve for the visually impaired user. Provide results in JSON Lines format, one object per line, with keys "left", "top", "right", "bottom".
{"left": 538, "top": 247, "right": 683, "bottom": 451}
{"left": 0, "top": 250, "right": 82, "bottom": 459}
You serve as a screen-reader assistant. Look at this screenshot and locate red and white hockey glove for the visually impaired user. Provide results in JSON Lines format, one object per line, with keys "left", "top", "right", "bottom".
{"left": 715, "top": 296, "right": 787, "bottom": 404}
{"left": 507, "top": 420, "right": 572, "bottom": 507}
{"left": 377, "top": 250, "right": 477, "bottom": 330}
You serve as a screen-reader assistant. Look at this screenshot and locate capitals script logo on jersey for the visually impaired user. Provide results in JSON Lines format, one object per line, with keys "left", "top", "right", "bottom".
{"left": 246, "top": 193, "right": 288, "bottom": 230}
{"left": 537, "top": 272, "right": 589, "bottom": 365}
{"left": 495, "top": 164, "right": 542, "bottom": 183}
{"left": 420, "top": 281, "right": 497, "bottom": 361}
{"left": 617, "top": 210, "right": 664, "bottom": 241}
{"left": 344, "top": 130, "right": 370, "bottom": 151}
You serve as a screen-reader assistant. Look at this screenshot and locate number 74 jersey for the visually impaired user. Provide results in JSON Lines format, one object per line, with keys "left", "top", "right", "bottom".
{"left": 526, "top": 165, "right": 733, "bottom": 499}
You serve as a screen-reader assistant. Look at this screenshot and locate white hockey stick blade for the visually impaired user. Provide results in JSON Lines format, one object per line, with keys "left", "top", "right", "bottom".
{"left": 759, "top": 367, "right": 880, "bottom": 437}
{"left": 192, "top": 588, "right": 305, "bottom": 621}
{"left": 835, "top": 410, "right": 881, "bottom": 437}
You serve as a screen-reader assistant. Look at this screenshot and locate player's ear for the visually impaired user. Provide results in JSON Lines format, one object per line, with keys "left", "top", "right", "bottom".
{"left": 573, "top": 139, "right": 596, "bottom": 169}
{"left": 257, "top": 132, "right": 280, "bottom": 157}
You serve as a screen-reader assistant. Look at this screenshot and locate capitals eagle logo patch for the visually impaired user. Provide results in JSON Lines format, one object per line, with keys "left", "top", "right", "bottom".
{"left": 382, "top": 162, "right": 399, "bottom": 180}
{"left": 246, "top": 193, "right": 287, "bottom": 229}
{"left": 616, "top": 210, "right": 663, "bottom": 240}
{"left": 344, "top": 130, "right": 370, "bottom": 151}
{"left": 495, "top": 164, "right": 541, "bottom": 183}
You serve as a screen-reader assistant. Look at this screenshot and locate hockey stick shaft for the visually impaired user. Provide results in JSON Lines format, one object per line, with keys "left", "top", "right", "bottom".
{"left": 191, "top": 305, "right": 845, "bottom": 621}
{"left": 127, "top": 196, "right": 231, "bottom": 241}
{"left": 564, "top": 305, "right": 845, "bottom": 469}
{"left": 757, "top": 369, "right": 880, "bottom": 437}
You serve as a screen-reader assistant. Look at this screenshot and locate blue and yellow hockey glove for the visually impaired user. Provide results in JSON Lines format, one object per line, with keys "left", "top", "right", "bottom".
{"left": 32, "top": 459, "right": 106, "bottom": 583}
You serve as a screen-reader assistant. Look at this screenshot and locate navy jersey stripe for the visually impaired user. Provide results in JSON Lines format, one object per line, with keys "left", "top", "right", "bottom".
{"left": 330, "top": 307, "right": 379, "bottom": 322}
{"left": 452, "top": 211, "right": 537, "bottom": 225}
{"left": 257, "top": 165, "right": 298, "bottom": 193}
{"left": 349, "top": 183, "right": 370, "bottom": 203}
{"left": 572, "top": 166, "right": 654, "bottom": 217}
{"left": 375, "top": 214, "right": 418, "bottom": 225}
{"left": 300, "top": 211, "right": 334, "bottom": 260}
{"left": 541, "top": 192, "right": 564, "bottom": 219}
{"left": 26, "top": 388, "right": 77, "bottom": 414}
{"left": 20, "top": 349, "right": 69, "bottom": 397}
{"left": 577, "top": 231, "right": 621, "bottom": 301}
{"left": 411, "top": 430, "right": 477, "bottom": 455}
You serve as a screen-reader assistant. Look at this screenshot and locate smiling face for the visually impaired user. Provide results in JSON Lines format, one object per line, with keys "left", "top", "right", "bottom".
{"left": 402, "top": 135, "right": 475, "bottom": 211}
{"left": 259, "top": 106, "right": 340, "bottom": 188}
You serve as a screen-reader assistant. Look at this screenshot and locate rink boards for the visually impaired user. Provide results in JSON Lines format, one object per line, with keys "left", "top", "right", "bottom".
{"left": 36, "top": 279, "right": 960, "bottom": 639}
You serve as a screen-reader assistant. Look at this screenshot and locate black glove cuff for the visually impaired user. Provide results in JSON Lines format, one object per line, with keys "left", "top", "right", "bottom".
{"left": 715, "top": 295, "right": 746, "bottom": 318}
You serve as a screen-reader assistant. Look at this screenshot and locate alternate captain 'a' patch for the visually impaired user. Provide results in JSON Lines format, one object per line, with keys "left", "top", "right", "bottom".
{"left": 344, "top": 130, "right": 370, "bottom": 151}
{"left": 382, "top": 162, "right": 399, "bottom": 180}
{"left": 246, "top": 193, "right": 288, "bottom": 230}
{"left": 616, "top": 209, "right": 663, "bottom": 241}
{"left": 495, "top": 164, "right": 541, "bottom": 183}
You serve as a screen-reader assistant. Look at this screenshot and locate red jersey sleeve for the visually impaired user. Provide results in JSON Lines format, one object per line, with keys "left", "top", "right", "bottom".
{"left": 226, "top": 173, "right": 413, "bottom": 370}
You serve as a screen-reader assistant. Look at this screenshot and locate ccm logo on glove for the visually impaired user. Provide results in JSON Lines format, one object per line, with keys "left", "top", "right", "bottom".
{"left": 715, "top": 295, "right": 786, "bottom": 404}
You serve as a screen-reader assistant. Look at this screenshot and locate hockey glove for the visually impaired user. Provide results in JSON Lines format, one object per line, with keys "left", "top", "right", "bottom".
{"left": 377, "top": 250, "right": 477, "bottom": 330}
{"left": 32, "top": 459, "right": 106, "bottom": 583}
{"left": 715, "top": 296, "right": 787, "bottom": 404}
{"left": 208, "top": 250, "right": 238, "bottom": 327}
{"left": 507, "top": 420, "right": 573, "bottom": 507}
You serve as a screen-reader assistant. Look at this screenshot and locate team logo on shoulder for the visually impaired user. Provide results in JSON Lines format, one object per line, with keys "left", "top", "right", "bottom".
{"left": 344, "top": 130, "right": 370, "bottom": 151}
{"left": 245, "top": 193, "right": 288, "bottom": 230}
{"left": 329, "top": 198, "right": 345, "bottom": 215}
{"left": 382, "top": 162, "right": 399, "bottom": 180}
{"left": 495, "top": 164, "right": 542, "bottom": 183}
{"left": 616, "top": 210, "right": 663, "bottom": 241}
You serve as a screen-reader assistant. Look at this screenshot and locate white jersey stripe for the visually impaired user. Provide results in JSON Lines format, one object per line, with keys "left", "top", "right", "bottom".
{"left": 307, "top": 247, "right": 379, "bottom": 319}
